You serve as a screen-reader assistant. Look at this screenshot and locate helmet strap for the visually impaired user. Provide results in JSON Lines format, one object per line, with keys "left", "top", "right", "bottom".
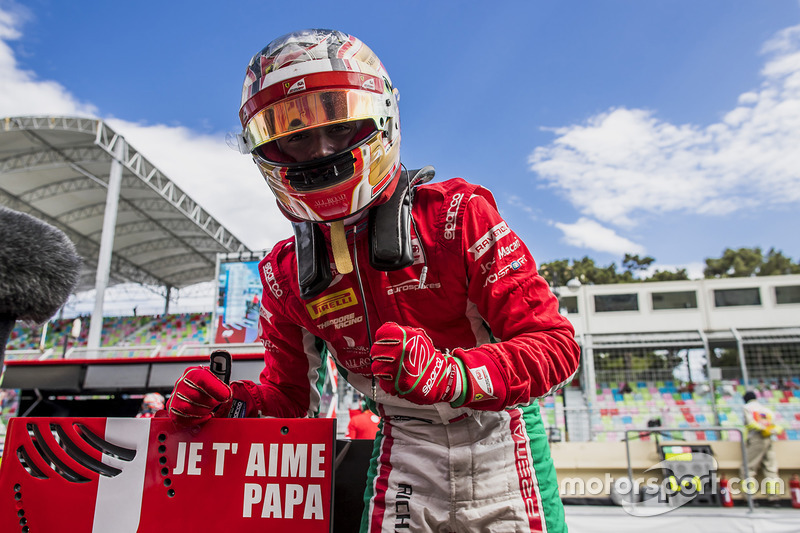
{"left": 330, "top": 221, "right": 354, "bottom": 274}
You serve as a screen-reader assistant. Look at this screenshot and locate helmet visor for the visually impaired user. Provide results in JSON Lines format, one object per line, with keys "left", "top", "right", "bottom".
{"left": 265, "top": 130, "right": 376, "bottom": 192}
{"left": 243, "top": 88, "right": 390, "bottom": 152}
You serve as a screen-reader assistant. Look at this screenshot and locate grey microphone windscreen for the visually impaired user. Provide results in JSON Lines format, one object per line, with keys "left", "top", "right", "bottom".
{"left": 0, "top": 207, "right": 82, "bottom": 324}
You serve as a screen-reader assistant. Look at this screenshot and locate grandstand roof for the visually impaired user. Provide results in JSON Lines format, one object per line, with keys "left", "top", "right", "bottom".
{"left": 0, "top": 116, "right": 252, "bottom": 292}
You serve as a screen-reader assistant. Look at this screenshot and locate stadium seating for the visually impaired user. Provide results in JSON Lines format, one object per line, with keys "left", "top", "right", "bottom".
{"left": 539, "top": 392, "right": 566, "bottom": 439}
{"left": 590, "top": 379, "right": 800, "bottom": 441}
{"left": 6, "top": 312, "right": 212, "bottom": 357}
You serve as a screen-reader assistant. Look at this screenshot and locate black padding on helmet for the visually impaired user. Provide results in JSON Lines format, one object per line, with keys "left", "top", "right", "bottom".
{"left": 368, "top": 166, "right": 435, "bottom": 271}
{"left": 368, "top": 171, "right": 413, "bottom": 271}
{"left": 293, "top": 221, "right": 332, "bottom": 300}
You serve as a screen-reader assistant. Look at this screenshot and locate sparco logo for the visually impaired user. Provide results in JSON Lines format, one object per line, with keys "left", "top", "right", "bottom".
{"left": 262, "top": 262, "right": 283, "bottom": 298}
{"left": 401, "top": 334, "right": 434, "bottom": 378}
{"left": 422, "top": 357, "right": 444, "bottom": 396}
{"left": 443, "top": 193, "right": 464, "bottom": 240}
{"left": 306, "top": 288, "right": 358, "bottom": 319}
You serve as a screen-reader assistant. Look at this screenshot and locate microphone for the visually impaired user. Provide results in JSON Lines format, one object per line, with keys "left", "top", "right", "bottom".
{"left": 0, "top": 207, "right": 82, "bottom": 366}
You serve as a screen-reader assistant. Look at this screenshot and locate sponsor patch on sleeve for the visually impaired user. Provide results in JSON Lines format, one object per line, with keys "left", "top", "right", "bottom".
{"left": 468, "top": 365, "right": 497, "bottom": 402}
{"left": 468, "top": 221, "right": 511, "bottom": 260}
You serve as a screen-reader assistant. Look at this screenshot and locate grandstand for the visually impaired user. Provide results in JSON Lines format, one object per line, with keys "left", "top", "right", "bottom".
{"left": 4, "top": 312, "right": 212, "bottom": 358}
{"left": 2, "top": 115, "right": 799, "bottom": 522}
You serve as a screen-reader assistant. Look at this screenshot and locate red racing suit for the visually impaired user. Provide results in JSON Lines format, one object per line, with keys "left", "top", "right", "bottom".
{"left": 253, "top": 178, "right": 580, "bottom": 532}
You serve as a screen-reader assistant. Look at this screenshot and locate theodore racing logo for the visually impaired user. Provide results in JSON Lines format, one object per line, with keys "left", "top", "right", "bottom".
{"left": 306, "top": 288, "right": 358, "bottom": 319}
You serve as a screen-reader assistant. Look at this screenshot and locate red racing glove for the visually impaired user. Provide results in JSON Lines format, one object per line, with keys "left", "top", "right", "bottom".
{"left": 167, "top": 366, "right": 261, "bottom": 428}
{"left": 370, "top": 323, "right": 468, "bottom": 406}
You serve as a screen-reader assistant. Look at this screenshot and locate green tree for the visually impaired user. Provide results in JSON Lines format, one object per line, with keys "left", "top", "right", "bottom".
{"left": 704, "top": 247, "right": 799, "bottom": 278}
{"left": 645, "top": 268, "right": 690, "bottom": 282}
{"left": 621, "top": 254, "right": 655, "bottom": 282}
{"left": 540, "top": 255, "right": 661, "bottom": 285}
{"left": 539, "top": 247, "right": 796, "bottom": 287}
{"left": 704, "top": 247, "right": 763, "bottom": 278}
{"left": 537, "top": 259, "right": 572, "bottom": 287}
{"left": 540, "top": 254, "right": 667, "bottom": 285}
{"left": 759, "top": 248, "right": 800, "bottom": 276}
{"left": 622, "top": 254, "right": 655, "bottom": 274}
{"left": 574, "top": 256, "right": 620, "bottom": 285}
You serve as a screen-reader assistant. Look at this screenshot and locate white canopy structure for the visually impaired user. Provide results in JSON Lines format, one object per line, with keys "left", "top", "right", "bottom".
{"left": 0, "top": 115, "right": 252, "bottom": 348}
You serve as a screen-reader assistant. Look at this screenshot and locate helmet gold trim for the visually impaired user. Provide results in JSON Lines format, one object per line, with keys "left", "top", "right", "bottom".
{"left": 239, "top": 29, "right": 401, "bottom": 222}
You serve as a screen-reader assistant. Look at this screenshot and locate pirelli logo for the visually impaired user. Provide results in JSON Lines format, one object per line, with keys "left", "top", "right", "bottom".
{"left": 306, "top": 288, "right": 358, "bottom": 319}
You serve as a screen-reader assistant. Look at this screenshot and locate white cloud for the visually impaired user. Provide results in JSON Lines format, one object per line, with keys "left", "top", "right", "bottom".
{"left": 0, "top": 6, "right": 291, "bottom": 251}
{"left": 0, "top": 9, "right": 98, "bottom": 118}
{"left": 103, "top": 119, "right": 291, "bottom": 250}
{"left": 552, "top": 217, "right": 645, "bottom": 256}
{"left": 506, "top": 194, "right": 539, "bottom": 218}
{"left": 530, "top": 23, "right": 800, "bottom": 233}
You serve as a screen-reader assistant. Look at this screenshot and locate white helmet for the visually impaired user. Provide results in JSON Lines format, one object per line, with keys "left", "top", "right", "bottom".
{"left": 239, "top": 29, "right": 401, "bottom": 222}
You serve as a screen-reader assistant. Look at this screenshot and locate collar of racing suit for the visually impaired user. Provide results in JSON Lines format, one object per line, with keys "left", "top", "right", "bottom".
{"left": 293, "top": 166, "right": 435, "bottom": 300}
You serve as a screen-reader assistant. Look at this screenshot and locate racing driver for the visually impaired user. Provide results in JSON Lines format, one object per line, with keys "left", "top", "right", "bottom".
{"left": 167, "top": 28, "right": 580, "bottom": 532}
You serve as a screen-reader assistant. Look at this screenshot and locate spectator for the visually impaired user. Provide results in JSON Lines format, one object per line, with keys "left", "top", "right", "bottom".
{"left": 742, "top": 390, "right": 783, "bottom": 506}
{"left": 136, "top": 392, "right": 165, "bottom": 418}
{"left": 783, "top": 378, "right": 799, "bottom": 391}
{"left": 347, "top": 400, "right": 380, "bottom": 440}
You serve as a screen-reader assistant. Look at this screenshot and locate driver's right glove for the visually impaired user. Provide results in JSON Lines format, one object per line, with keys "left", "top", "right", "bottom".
{"left": 370, "top": 322, "right": 508, "bottom": 410}
{"left": 166, "top": 366, "right": 261, "bottom": 427}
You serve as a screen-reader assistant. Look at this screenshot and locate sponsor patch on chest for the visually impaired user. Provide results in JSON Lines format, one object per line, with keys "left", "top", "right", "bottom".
{"left": 306, "top": 288, "right": 358, "bottom": 319}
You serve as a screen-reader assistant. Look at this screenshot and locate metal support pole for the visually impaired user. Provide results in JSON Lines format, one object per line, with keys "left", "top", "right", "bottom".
{"left": 583, "top": 334, "right": 597, "bottom": 440}
{"left": 21, "top": 389, "right": 44, "bottom": 417}
{"left": 164, "top": 285, "right": 172, "bottom": 315}
{"left": 209, "top": 254, "right": 224, "bottom": 344}
{"left": 87, "top": 137, "right": 125, "bottom": 353}
{"left": 38, "top": 321, "right": 49, "bottom": 352}
{"left": 698, "top": 330, "right": 720, "bottom": 426}
{"left": 731, "top": 328, "right": 749, "bottom": 388}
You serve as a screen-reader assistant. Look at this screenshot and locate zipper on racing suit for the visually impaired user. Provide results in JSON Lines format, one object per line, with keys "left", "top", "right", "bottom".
{"left": 350, "top": 228, "right": 376, "bottom": 401}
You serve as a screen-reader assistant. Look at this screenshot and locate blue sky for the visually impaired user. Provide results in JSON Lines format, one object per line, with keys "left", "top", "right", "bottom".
{"left": 2, "top": 0, "right": 800, "bottom": 282}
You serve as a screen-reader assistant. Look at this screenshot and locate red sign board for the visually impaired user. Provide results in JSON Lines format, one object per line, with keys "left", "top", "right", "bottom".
{"left": 0, "top": 417, "right": 336, "bottom": 532}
